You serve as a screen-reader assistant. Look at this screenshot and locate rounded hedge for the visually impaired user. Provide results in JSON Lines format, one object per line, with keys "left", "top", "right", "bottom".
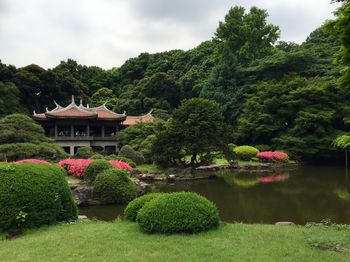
{"left": 124, "top": 193, "right": 165, "bottom": 222}
{"left": 93, "top": 168, "right": 137, "bottom": 204}
{"left": 233, "top": 145, "right": 260, "bottom": 161}
{"left": 118, "top": 145, "right": 145, "bottom": 165}
{"left": 0, "top": 163, "right": 77, "bottom": 234}
{"left": 136, "top": 192, "right": 219, "bottom": 234}
{"left": 83, "top": 159, "right": 113, "bottom": 184}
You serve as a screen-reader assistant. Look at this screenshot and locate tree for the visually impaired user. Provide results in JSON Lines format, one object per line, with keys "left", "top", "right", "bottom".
{"left": 333, "top": 134, "right": 350, "bottom": 167}
{"left": 0, "top": 82, "right": 26, "bottom": 116}
{"left": 201, "top": 6, "right": 280, "bottom": 123}
{"left": 329, "top": 0, "right": 350, "bottom": 86}
{"left": 215, "top": 6, "right": 280, "bottom": 65}
{"left": 0, "top": 114, "right": 67, "bottom": 161}
{"left": 152, "top": 98, "right": 231, "bottom": 167}
{"left": 90, "top": 87, "right": 116, "bottom": 107}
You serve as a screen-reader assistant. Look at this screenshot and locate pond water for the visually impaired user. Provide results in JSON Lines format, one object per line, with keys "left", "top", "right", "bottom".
{"left": 79, "top": 166, "right": 350, "bottom": 225}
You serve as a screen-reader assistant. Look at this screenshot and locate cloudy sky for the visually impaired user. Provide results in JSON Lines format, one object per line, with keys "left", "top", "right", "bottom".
{"left": 0, "top": 0, "right": 340, "bottom": 69}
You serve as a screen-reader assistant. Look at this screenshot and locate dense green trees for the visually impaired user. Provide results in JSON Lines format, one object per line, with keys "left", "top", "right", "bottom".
{"left": 152, "top": 98, "right": 231, "bottom": 167}
{"left": 0, "top": 4, "right": 348, "bottom": 164}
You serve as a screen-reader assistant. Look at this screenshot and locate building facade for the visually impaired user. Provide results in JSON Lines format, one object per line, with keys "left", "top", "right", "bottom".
{"left": 33, "top": 97, "right": 127, "bottom": 155}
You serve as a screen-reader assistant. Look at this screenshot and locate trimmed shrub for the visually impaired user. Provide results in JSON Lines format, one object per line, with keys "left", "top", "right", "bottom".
{"left": 0, "top": 163, "right": 77, "bottom": 234}
{"left": 119, "top": 145, "right": 145, "bottom": 165}
{"left": 228, "top": 143, "right": 237, "bottom": 151}
{"left": 93, "top": 168, "right": 137, "bottom": 204}
{"left": 83, "top": 159, "right": 113, "bottom": 184}
{"left": 90, "top": 153, "right": 105, "bottom": 160}
{"left": 233, "top": 146, "right": 260, "bottom": 161}
{"left": 75, "top": 147, "right": 94, "bottom": 159}
{"left": 136, "top": 192, "right": 219, "bottom": 234}
{"left": 124, "top": 193, "right": 165, "bottom": 222}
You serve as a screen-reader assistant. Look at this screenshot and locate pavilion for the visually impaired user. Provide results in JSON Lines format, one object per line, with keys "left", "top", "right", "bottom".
{"left": 33, "top": 96, "right": 153, "bottom": 155}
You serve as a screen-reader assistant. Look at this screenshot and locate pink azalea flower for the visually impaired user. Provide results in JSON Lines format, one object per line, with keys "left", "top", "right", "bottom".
{"left": 257, "top": 174, "right": 289, "bottom": 183}
{"left": 58, "top": 159, "right": 92, "bottom": 178}
{"left": 109, "top": 160, "right": 132, "bottom": 172}
{"left": 15, "top": 159, "right": 49, "bottom": 164}
{"left": 257, "top": 151, "right": 289, "bottom": 162}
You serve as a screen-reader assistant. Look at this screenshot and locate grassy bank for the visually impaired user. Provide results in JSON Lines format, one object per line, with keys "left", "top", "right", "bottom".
{"left": 1, "top": 221, "right": 349, "bottom": 261}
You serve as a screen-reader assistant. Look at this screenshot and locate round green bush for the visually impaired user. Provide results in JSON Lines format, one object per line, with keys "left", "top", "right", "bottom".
{"left": 83, "top": 159, "right": 113, "bottom": 184}
{"left": 0, "top": 163, "right": 77, "bottom": 234}
{"left": 93, "top": 168, "right": 137, "bottom": 204}
{"left": 118, "top": 145, "right": 145, "bottom": 165}
{"left": 136, "top": 192, "right": 219, "bottom": 234}
{"left": 75, "top": 147, "right": 94, "bottom": 159}
{"left": 233, "top": 145, "right": 260, "bottom": 161}
{"left": 90, "top": 153, "right": 105, "bottom": 160}
{"left": 124, "top": 193, "right": 165, "bottom": 222}
{"left": 255, "top": 144, "right": 271, "bottom": 152}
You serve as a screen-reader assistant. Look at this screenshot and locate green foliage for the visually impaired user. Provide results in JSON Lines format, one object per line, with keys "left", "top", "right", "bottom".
{"left": 0, "top": 82, "right": 25, "bottom": 117}
{"left": 118, "top": 145, "right": 145, "bottom": 165}
{"left": 136, "top": 192, "right": 219, "bottom": 234}
{"left": 75, "top": 147, "right": 94, "bottom": 159}
{"left": 255, "top": 144, "right": 272, "bottom": 152}
{"left": 93, "top": 168, "right": 137, "bottom": 204}
{"left": 124, "top": 193, "right": 164, "bottom": 222}
{"left": 0, "top": 163, "right": 77, "bottom": 234}
{"left": 90, "top": 153, "right": 105, "bottom": 160}
{"left": 234, "top": 146, "right": 260, "bottom": 161}
{"left": 328, "top": 0, "right": 350, "bottom": 86}
{"left": 0, "top": 142, "right": 68, "bottom": 161}
{"left": 0, "top": 113, "right": 50, "bottom": 144}
{"left": 83, "top": 160, "right": 113, "bottom": 184}
{"left": 333, "top": 134, "right": 350, "bottom": 149}
{"left": 152, "top": 98, "right": 231, "bottom": 167}
{"left": 90, "top": 87, "right": 116, "bottom": 107}
{"left": 104, "top": 155, "right": 136, "bottom": 168}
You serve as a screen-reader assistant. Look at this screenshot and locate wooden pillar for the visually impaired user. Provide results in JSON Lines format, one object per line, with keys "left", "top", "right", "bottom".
{"left": 102, "top": 125, "right": 105, "bottom": 138}
{"left": 54, "top": 123, "right": 57, "bottom": 139}
{"left": 87, "top": 124, "right": 90, "bottom": 137}
{"left": 70, "top": 125, "right": 74, "bottom": 138}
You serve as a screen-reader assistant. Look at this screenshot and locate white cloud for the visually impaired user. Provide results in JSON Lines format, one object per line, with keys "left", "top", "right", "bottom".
{"left": 0, "top": 0, "right": 340, "bottom": 69}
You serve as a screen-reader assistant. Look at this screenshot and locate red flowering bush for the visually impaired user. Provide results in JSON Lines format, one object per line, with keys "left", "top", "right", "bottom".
{"left": 109, "top": 160, "right": 132, "bottom": 172}
{"left": 257, "top": 151, "right": 289, "bottom": 162}
{"left": 58, "top": 159, "right": 92, "bottom": 178}
{"left": 15, "top": 159, "right": 49, "bottom": 164}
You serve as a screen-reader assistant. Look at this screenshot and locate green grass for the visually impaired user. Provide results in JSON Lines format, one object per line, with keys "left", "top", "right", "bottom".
{"left": 137, "top": 164, "right": 163, "bottom": 173}
{"left": 1, "top": 221, "right": 350, "bottom": 261}
{"left": 65, "top": 175, "right": 81, "bottom": 187}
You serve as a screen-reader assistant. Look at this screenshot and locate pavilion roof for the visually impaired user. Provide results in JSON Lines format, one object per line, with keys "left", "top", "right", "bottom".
{"left": 33, "top": 96, "right": 126, "bottom": 121}
{"left": 122, "top": 111, "right": 154, "bottom": 126}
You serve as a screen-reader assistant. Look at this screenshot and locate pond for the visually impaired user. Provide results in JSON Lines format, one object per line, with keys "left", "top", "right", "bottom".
{"left": 79, "top": 166, "right": 350, "bottom": 225}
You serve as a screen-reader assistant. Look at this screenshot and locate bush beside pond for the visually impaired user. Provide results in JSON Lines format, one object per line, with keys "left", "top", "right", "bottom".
{"left": 234, "top": 146, "right": 260, "bottom": 161}
{"left": 0, "top": 162, "right": 77, "bottom": 234}
{"left": 83, "top": 159, "right": 113, "bottom": 184}
{"left": 136, "top": 192, "right": 219, "bottom": 234}
{"left": 124, "top": 193, "right": 165, "bottom": 222}
{"left": 93, "top": 168, "right": 137, "bottom": 204}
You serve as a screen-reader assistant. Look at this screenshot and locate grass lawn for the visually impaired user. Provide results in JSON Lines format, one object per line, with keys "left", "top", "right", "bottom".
{"left": 1, "top": 221, "right": 349, "bottom": 261}
{"left": 65, "top": 175, "right": 81, "bottom": 187}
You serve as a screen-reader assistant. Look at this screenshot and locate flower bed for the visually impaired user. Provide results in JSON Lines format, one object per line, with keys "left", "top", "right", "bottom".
{"left": 109, "top": 160, "right": 132, "bottom": 172}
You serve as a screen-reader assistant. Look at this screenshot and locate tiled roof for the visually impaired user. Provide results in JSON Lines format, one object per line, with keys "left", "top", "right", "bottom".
{"left": 33, "top": 96, "right": 126, "bottom": 121}
{"left": 122, "top": 112, "right": 154, "bottom": 126}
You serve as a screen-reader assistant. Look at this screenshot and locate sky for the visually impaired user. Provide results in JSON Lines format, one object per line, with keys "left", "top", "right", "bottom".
{"left": 0, "top": 0, "right": 341, "bottom": 69}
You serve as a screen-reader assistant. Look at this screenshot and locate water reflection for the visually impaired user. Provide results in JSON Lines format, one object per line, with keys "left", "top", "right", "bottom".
{"left": 79, "top": 166, "right": 350, "bottom": 224}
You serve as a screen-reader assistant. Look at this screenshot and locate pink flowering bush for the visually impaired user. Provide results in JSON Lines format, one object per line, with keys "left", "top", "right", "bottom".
{"left": 257, "top": 175, "right": 289, "bottom": 183}
{"left": 109, "top": 160, "right": 132, "bottom": 172}
{"left": 58, "top": 159, "right": 92, "bottom": 178}
{"left": 15, "top": 159, "right": 49, "bottom": 164}
{"left": 257, "top": 151, "right": 289, "bottom": 162}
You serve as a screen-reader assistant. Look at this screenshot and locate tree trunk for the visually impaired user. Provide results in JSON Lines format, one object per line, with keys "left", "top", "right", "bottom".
{"left": 346, "top": 149, "right": 348, "bottom": 169}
